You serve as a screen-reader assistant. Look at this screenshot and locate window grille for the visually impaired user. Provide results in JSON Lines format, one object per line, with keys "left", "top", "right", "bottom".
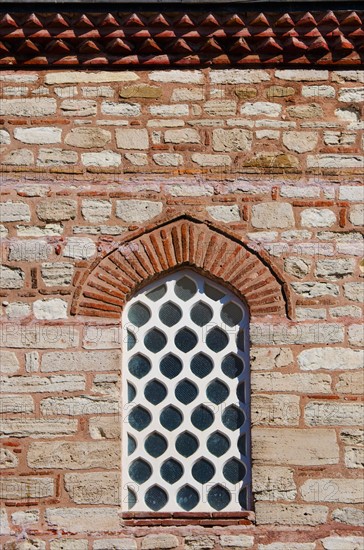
{"left": 122, "top": 269, "right": 251, "bottom": 513}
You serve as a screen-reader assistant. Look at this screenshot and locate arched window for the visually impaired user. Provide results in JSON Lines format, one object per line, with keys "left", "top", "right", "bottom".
{"left": 122, "top": 269, "right": 251, "bottom": 513}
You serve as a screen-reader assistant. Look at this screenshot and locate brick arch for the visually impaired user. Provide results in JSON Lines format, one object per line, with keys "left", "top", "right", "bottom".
{"left": 71, "top": 216, "right": 291, "bottom": 319}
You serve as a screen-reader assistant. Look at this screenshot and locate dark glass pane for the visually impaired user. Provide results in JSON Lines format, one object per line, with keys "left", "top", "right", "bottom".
{"left": 128, "top": 302, "right": 150, "bottom": 327}
{"left": 177, "top": 486, "right": 199, "bottom": 511}
{"left": 127, "top": 330, "right": 136, "bottom": 350}
{"left": 128, "top": 434, "right": 136, "bottom": 455}
{"left": 128, "top": 406, "right": 151, "bottom": 432}
{"left": 128, "top": 488, "right": 136, "bottom": 509}
{"left": 129, "top": 458, "right": 151, "bottom": 484}
{"left": 175, "top": 277, "right": 197, "bottom": 301}
{"left": 145, "top": 432, "right": 168, "bottom": 458}
{"left": 236, "top": 329, "right": 245, "bottom": 351}
{"left": 160, "top": 354, "right": 182, "bottom": 379}
{"left": 237, "top": 382, "right": 245, "bottom": 403}
{"left": 161, "top": 458, "right": 183, "bottom": 484}
{"left": 144, "top": 329, "right": 167, "bottom": 353}
{"left": 191, "top": 405, "right": 214, "bottom": 431}
{"left": 159, "top": 302, "right": 182, "bottom": 327}
{"left": 190, "top": 302, "right": 213, "bottom": 327}
{"left": 222, "top": 405, "right": 245, "bottom": 431}
{"left": 175, "top": 328, "right": 197, "bottom": 353}
{"left": 160, "top": 406, "right": 183, "bottom": 431}
{"left": 190, "top": 353, "right": 213, "bottom": 378}
{"left": 175, "top": 379, "right": 198, "bottom": 405}
{"left": 128, "top": 382, "right": 136, "bottom": 402}
{"left": 207, "top": 432, "right": 230, "bottom": 457}
{"left": 221, "top": 354, "right": 244, "bottom": 379}
{"left": 192, "top": 458, "right": 215, "bottom": 484}
{"left": 223, "top": 458, "right": 246, "bottom": 484}
{"left": 206, "top": 327, "right": 228, "bottom": 352}
{"left": 221, "top": 303, "right": 243, "bottom": 327}
{"left": 208, "top": 485, "right": 231, "bottom": 511}
{"left": 144, "top": 380, "right": 167, "bottom": 405}
{"left": 206, "top": 380, "right": 229, "bottom": 405}
{"left": 176, "top": 432, "right": 198, "bottom": 457}
{"left": 128, "top": 354, "right": 151, "bottom": 379}
{"left": 239, "top": 487, "right": 248, "bottom": 510}
{"left": 146, "top": 284, "right": 166, "bottom": 302}
{"left": 145, "top": 486, "right": 168, "bottom": 511}
{"left": 238, "top": 434, "right": 246, "bottom": 456}
{"left": 205, "top": 283, "right": 225, "bottom": 301}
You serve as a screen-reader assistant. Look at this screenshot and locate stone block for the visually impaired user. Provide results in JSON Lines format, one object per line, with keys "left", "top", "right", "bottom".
{"left": 251, "top": 394, "right": 300, "bottom": 426}
{"left": 150, "top": 70, "right": 203, "bottom": 83}
{"left": 321, "top": 537, "right": 364, "bottom": 550}
{"left": 141, "top": 535, "right": 179, "bottom": 549}
{"left": 333, "top": 507, "right": 364, "bottom": 526}
{"left": 41, "top": 263, "right": 74, "bottom": 286}
{"left": 250, "top": 347, "right": 293, "bottom": 370}
{"left": 116, "top": 128, "right": 149, "bottom": 150}
{"left": 41, "top": 396, "right": 117, "bottom": 416}
{"left": 207, "top": 205, "right": 240, "bottom": 223}
{"left": 28, "top": 441, "right": 120, "bottom": 469}
{"left": 284, "top": 258, "right": 311, "bottom": 278}
{"left": 63, "top": 237, "right": 96, "bottom": 259}
{"left": 171, "top": 88, "right": 204, "bottom": 101}
{"left": 0, "top": 476, "right": 54, "bottom": 499}
{"left": 307, "top": 155, "right": 364, "bottom": 169}
{"left": 258, "top": 545, "right": 315, "bottom": 550}
{"left": 339, "top": 88, "right": 364, "bottom": 102}
{"left": 153, "top": 153, "right": 183, "bottom": 166}
{"left": 81, "top": 151, "right": 121, "bottom": 167}
{"left": 266, "top": 86, "right": 295, "bottom": 98}
{"left": 252, "top": 465, "right": 296, "bottom": 501}
{"left": 45, "top": 507, "right": 120, "bottom": 533}
{"left": 252, "top": 428, "right": 339, "bottom": 465}
{"left": 11, "top": 510, "right": 39, "bottom": 526}
{"left": 9, "top": 240, "right": 51, "bottom": 262}
{"left": 120, "top": 84, "right": 161, "bottom": 99}
{"left": 0, "top": 98, "right": 56, "bottom": 116}
{"left": 14, "top": 127, "right": 62, "bottom": 144}
{"left": 1, "top": 374, "right": 85, "bottom": 394}
{"left": 50, "top": 541, "right": 88, "bottom": 550}
{"left": 65, "top": 128, "right": 111, "bottom": 148}
{"left": 283, "top": 131, "right": 318, "bottom": 153}
{"left": 45, "top": 72, "right": 138, "bottom": 85}
{"left": 204, "top": 100, "right": 236, "bottom": 116}
{"left": 60, "top": 100, "right": 96, "bottom": 116}
{"left": 302, "top": 85, "right": 335, "bottom": 98}
{"left": 0, "top": 351, "right": 20, "bottom": 374}
{"left": 210, "top": 69, "right": 270, "bottom": 84}
{"left": 0, "top": 201, "right": 31, "bottom": 223}
{"left": 349, "top": 204, "right": 364, "bottom": 226}
{"left": 348, "top": 324, "right": 364, "bottom": 346}
{"left": 305, "top": 401, "right": 364, "bottom": 426}
{"left": 0, "top": 448, "right": 18, "bottom": 469}
{"left": 4, "top": 540, "right": 46, "bottom": 550}
{"left": 301, "top": 208, "right": 336, "bottom": 227}
{"left": 212, "top": 128, "right": 252, "bottom": 152}
{"left": 0, "top": 266, "right": 24, "bottom": 289}
{"left": 276, "top": 69, "right": 328, "bottom": 81}
{"left": 191, "top": 153, "right": 231, "bottom": 167}
{"left": 301, "top": 478, "right": 364, "bottom": 503}
{"left": 93, "top": 540, "right": 136, "bottom": 550}
{"left": 0, "top": 394, "right": 34, "bottom": 413}
{"left": 340, "top": 186, "right": 364, "bottom": 202}
{"left": 25, "top": 352, "right": 39, "bottom": 373}
{"left": 251, "top": 202, "right": 294, "bottom": 229}
{"left": 150, "top": 104, "right": 188, "bottom": 117}
{"left": 345, "top": 447, "right": 364, "bottom": 468}
{"left": 291, "top": 282, "right": 339, "bottom": 297}
{"left": 41, "top": 350, "right": 121, "bottom": 373}
{"left": 164, "top": 129, "right": 200, "bottom": 144}
{"left": 255, "top": 503, "right": 328, "bottom": 526}
{"left": 89, "top": 417, "right": 121, "bottom": 440}
{"left": 116, "top": 200, "right": 162, "bottom": 223}
{"left": 1, "top": 419, "right": 77, "bottom": 438}
{"left": 4, "top": 302, "right": 31, "bottom": 320}
{"left": 298, "top": 347, "right": 363, "bottom": 371}
{"left": 0, "top": 129, "right": 10, "bottom": 144}
{"left": 251, "top": 323, "right": 343, "bottom": 345}
{"left": 18, "top": 224, "right": 62, "bottom": 237}
{"left": 64, "top": 472, "right": 120, "bottom": 505}
{"left": 344, "top": 283, "right": 364, "bottom": 302}
{"left": 241, "top": 102, "right": 281, "bottom": 117}
{"left": 315, "top": 259, "right": 355, "bottom": 279}
{"left": 101, "top": 102, "right": 141, "bottom": 116}
{"left": 287, "top": 103, "right": 323, "bottom": 118}
{"left": 252, "top": 372, "right": 331, "bottom": 394}
{"left": 81, "top": 200, "right": 111, "bottom": 222}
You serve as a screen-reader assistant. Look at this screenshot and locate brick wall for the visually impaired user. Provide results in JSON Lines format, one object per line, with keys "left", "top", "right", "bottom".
{"left": 0, "top": 67, "right": 363, "bottom": 549}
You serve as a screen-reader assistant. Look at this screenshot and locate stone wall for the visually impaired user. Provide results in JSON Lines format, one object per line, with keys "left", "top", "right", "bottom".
{"left": 0, "top": 67, "right": 363, "bottom": 549}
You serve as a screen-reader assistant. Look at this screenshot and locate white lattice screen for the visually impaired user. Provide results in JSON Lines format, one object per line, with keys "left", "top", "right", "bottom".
{"left": 122, "top": 269, "right": 250, "bottom": 513}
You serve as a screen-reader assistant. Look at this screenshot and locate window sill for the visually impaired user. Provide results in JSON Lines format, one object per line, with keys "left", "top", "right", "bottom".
{"left": 122, "top": 511, "right": 255, "bottom": 526}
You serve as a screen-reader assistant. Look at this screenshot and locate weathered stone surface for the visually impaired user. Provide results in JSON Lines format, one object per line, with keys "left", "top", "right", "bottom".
{"left": 153, "top": 153, "right": 183, "bottom": 166}
{"left": 116, "top": 200, "right": 162, "bottom": 222}
{"left": 316, "top": 259, "right": 355, "bottom": 279}
{"left": 206, "top": 205, "right": 240, "bottom": 223}
{"left": 0, "top": 266, "right": 24, "bottom": 289}
{"left": 82, "top": 151, "right": 121, "bottom": 167}
{"left": 321, "top": 537, "right": 364, "bottom": 550}
{"left": 283, "top": 131, "right": 318, "bottom": 153}
{"left": 344, "top": 283, "right": 364, "bottom": 302}
{"left": 253, "top": 465, "right": 296, "bottom": 501}
{"left": 5, "top": 302, "right": 30, "bottom": 319}
{"left": 1, "top": 374, "right": 85, "bottom": 393}
{"left": 46, "top": 72, "right": 138, "bottom": 85}
{"left": 63, "top": 237, "right": 96, "bottom": 260}
{"left": 291, "top": 282, "right": 339, "bottom": 298}
{"left": 4, "top": 540, "right": 46, "bottom": 550}
{"left": 301, "top": 478, "right": 364, "bottom": 503}
{"left": 204, "top": 100, "right": 236, "bottom": 116}
{"left": 150, "top": 104, "right": 189, "bottom": 117}
{"left": 305, "top": 401, "right": 364, "bottom": 426}
{"left": 256, "top": 129, "right": 279, "bottom": 140}
{"left": 93, "top": 540, "right": 136, "bottom": 550}
{"left": 298, "top": 348, "right": 363, "bottom": 371}
{"left": 37, "top": 199, "right": 76, "bottom": 222}
{"left": 0, "top": 448, "right": 18, "bottom": 469}
{"left": 345, "top": 446, "right": 364, "bottom": 468}
{"left": 0, "top": 508, "right": 10, "bottom": 535}
{"left": 9, "top": 239, "right": 51, "bottom": 261}
{"left": 258, "top": 545, "right": 315, "bottom": 550}
{"left": 339, "top": 186, "right": 364, "bottom": 202}
{"left": 150, "top": 70, "right": 203, "bottom": 84}
{"left": 184, "top": 536, "right": 215, "bottom": 550}
{"left": 28, "top": 441, "right": 120, "bottom": 469}
{"left": 348, "top": 324, "right": 364, "bottom": 346}
{"left": 349, "top": 204, "right": 364, "bottom": 226}
{"left": 252, "top": 372, "right": 331, "bottom": 394}
{"left": 0, "top": 324, "right": 79, "bottom": 349}
{"left": 41, "top": 263, "right": 74, "bottom": 286}
{"left": 255, "top": 503, "right": 328, "bottom": 526}
{"left": 330, "top": 306, "right": 362, "bottom": 318}
{"left": 301, "top": 208, "right": 336, "bottom": 227}
{"left": 284, "top": 258, "right": 311, "bottom": 278}
{"left": 251, "top": 323, "right": 343, "bottom": 344}
{"left": 164, "top": 129, "right": 200, "bottom": 144}
{"left": 250, "top": 347, "right": 293, "bottom": 370}
{"left": 45, "top": 507, "right": 120, "bottom": 533}
{"left": 92, "top": 373, "right": 119, "bottom": 396}
{"left": 302, "top": 85, "right": 335, "bottom": 98}
{"left": 64, "top": 472, "right": 119, "bottom": 505}
{"left": 251, "top": 202, "right": 294, "bottom": 229}
{"left": 101, "top": 102, "right": 141, "bottom": 117}
{"left": 81, "top": 199, "right": 111, "bottom": 222}
{"left": 41, "top": 396, "right": 117, "bottom": 416}
{"left": 241, "top": 102, "right": 281, "bottom": 117}
{"left": 220, "top": 536, "right": 254, "bottom": 548}
{"left": 125, "top": 153, "right": 148, "bottom": 166}
{"left": 42, "top": 350, "right": 121, "bottom": 373}
{"left": 251, "top": 394, "right": 299, "bottom": 426}
{"left": 0, "top": 201, "right": 31, "bottom": 222}
{"left": 14, "top": 127, "right": 62, "bottom": 144}
{"left": 25, "top": 352, "right": 39, "bottom": 373}
{"left": 141, "top": 535, "right": 179, "bottom": 549}
{"left": 0, "top": 129, "right": 10, "bottom": 144}
{"left": 0, "top": 476, "right": 54, "bottom": 499}
{"left": 333, "top": 507, "right": 364, "bottom": 526}
{"left": 89, "top": 416, "right": 121, "bottom": 440}
{"left": 65, "top": 128, "right": 111, "bottom": 148}
{"left": 60, "top": 100, "right": 96, "bottom": 117}
{"left": 267, "top": 86, "right": 295, "bottom": 98}
{"left": 37, "top": 148, "right": 78, "bottom": 166}
{"left": 307, "top": 155, "right": 364, "bottom": 169}
{"left": 212, "top": 128, "right": 252, "bottom": 152}
{"left": 339, "top": 87, "right": 364, "bottom": 103}
{"left": 50, "top": 541, "right": 88, "bottom": 550}
{"left": 3, "top": 149, "right": 34, "bottom": 165}
{"left": 0, "top": 98, "right": 56, "bottom": 116}
{"left": 11, "top": 510, "right": 39, "bottom": 526}
{"left": 1, "top": 419, "right": 78, "bottom": 438}
{"left": 296, "top": 307, "right": 326, "bottom": 320}
{"left": 192, "top": 153, "right": 231, "bottom": 167}
{"left": 323, "top": 131, "right": 356, "bottom": 146}
{"left": 0, "top": 394, "right": 34, "bottom": 413}
{"left": 116, "top": 128, "right": 149, "bottom": 150}
{"left": 287, "top": 103, "right": 323, "bottom": 118}
{"left": 252, "top": 428, "right": 339, "bottom": 465}
{"left": 120, "top": 84, "right": 161, "bottom": 99}
{"left": 32, "top": 298, "right": 68, "bottom": 320}
{"left": 18, "top": 224, "right": 62, "bottom": 237}
{"left": 276, "top": 69, "right": 328, "bottom": 81}
{"left": 83, "top": 86, "right": 113, "bottom": 98}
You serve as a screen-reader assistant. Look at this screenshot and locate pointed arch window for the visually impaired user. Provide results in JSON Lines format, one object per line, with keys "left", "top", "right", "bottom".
{"left": 122, "top": 269, "right": 251, "bottom": 513}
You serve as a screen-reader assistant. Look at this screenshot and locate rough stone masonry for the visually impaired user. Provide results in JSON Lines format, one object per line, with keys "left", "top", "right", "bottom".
{"left": 0, "top": 61, "right": 363, "bottom": 550}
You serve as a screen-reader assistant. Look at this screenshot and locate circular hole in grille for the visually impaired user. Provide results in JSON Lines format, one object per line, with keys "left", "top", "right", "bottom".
{"left": 207, "top": 484, "right": 231, "bottom": 511}
{"left": 129, "top": 458, "right": 152, "bottom": 484}
{"left": 160, "top": 354, "right": 182, "bottom": 379}
{"left": 144, "top": 486, "right": 168, "bottom": 511}
{"left": 190, "top": 353, "right": 213, "bottom": 378}
{"left": 206, "top": 379, "right": 229, "bottom": 405}
{"left": 175, "top": 328, "right": 198, "bottom": 353}
{"left": 144, "top": 328, "right": 167, "bottom": 353}
{"left": 128, "top": 354, "right": 151, "bottom": 379}
{"left": 222, "top": 405, "right": 245, "bottom": 431}
{"left": 144, "top": 380, "right": 167, "bottom": 405}
{"left": 160, "top": 406, "right": 183, "bottom": 431}
{"left": 191, "top": 405, "right": 214, "bottom": 431}
{"left": 192, "top": 458, "right": 215, "bottom": 484}
{"left": 221, "top": 302, "right": 243, "bottom": 327}
{"left": 221, "top": 353, "right": 244, "bottom": 379}
{"left": 144, "top": 432, "right": 168, "bottom": 458}
{"left": 159, "top": 302, "right": 182, "bottom": 327}
{"left": 128, "top": 406, "right": 151, "bottom": 432}
{"left": 175, "top": 379, "right": 198, "bottom": 405}
{"left": 206, "top": 327, "right": 228, "bottom": 352}
{"left": 177, "top": 485, "right": 199, "bottom": 511}
{"left": 174, "top": 277, "right": 197, "bottom": 301}
{"left": 190, "top": 301, "right": 213, "bottom": 327}
{"left": 128, "top": 302, "right": 151, "bottom": 327}
{"left": 223, "top": 458, "right": 246, "bottom": 484}
{"left": 160, "top": 458, "right": 183, "bottom": 485}
{"left": 175, "top": 432, "right": 199, "bottom": 457}
{"left": 207, "top": 432, "right": 230, "bottom": 457}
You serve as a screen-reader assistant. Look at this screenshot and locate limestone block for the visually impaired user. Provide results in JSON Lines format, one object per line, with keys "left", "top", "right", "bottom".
{"left": 250, "top": 347, "right": 293, "bottom": 370}
{"left": 150, "top": 70, "right": 203, "bottom": 83}
{"left": 204, "top": 100, "right": 236, "bottom": 116}
{"left": 164, "top": 129, "right": 200, "bottom": 144}
{"left": 302, "top": 85, "right": 335, "bottom": 98}
{"left": 0, "top": 351, "right": 19, "bottom": 374}
{"left": 255, "top": 503, "right": 328, "bottom": 525}
{"left": 192, "top": 153, "right": 231, "bottom": 167}
{"left": 291, "top": 282, "right": 339, "bottom": 297}
{"left": 276, "top": 69, "right": 328, "bottom": 81}
{"left": 298, "top": 348, "right": 363, "bottom": 371}
{"left": 340, "top": 186, "right": 364, "bottom": 202}
{"left": 45, "top": 72, "right": 139, "bottom": 84}
{"left": 0, "top": 98, "right": 56, "bottom": 116}
{"left": 5, "top": 302, "right": 31, "bottom": 321}
{"left": 81, "top": 199, "right": 112, "bottom": 222}
{"left": 344, "top": 283, "right": 364, "bottom": 302}
{"left": 116, "top": 200, "right": 162, "bottom": 222}
{"left": 14, "top": 127, "right": 62, "bottom": 144}
{"left": 333, "top": 507, "right": 364, "bottom": 526}
{"left": 321, "top": 537, "right": 364, "bottom": 550}
{"left": 45, "top": 507, "right": 120, "bottom": 534}
{"left": 315, "top": 259, "right": 355, "bottom": 279}
{"left": 0, "top": 476, "right": 54, "bottom": 499}
{"left": 0, "top": 129, "right": 10, "bottom": 144}
{"left": 0, "top": 394, "right": 34, "bottom": 413}
{"left": 284, "top": 258, "right": 311, "bottom": 278}
{"left": 81, "top": 151, "right": 121, "bottom": 167}
{"left": 50, "top": 541, "right": 88, "bottom": 550}
{"left": 0, "top": 374, "right": 85, "bottom": 393}
{"left": 41, "top": 396, "right": 118, "bottom": 416}
{"left": 28, "top": 441, "right": 120, "bottom": 469}
{"left": 150, "top": 104, "right": 188, "bottom": 117}
{"left": 251, "top": 202, "right": 294, "bottom": 229}
{"left": 153, "top": 153, "right": 183, "bottom": 166}
{"left": 101, "top": 102, "right": 141, "bottom": 116}
{"left": 116, "top": 128, "right": 149, "bottom": 150}
{"left": 1, "top": 419, "right": 78, "bottom": 438}
{"left": 283, "top": 131, "right": 318, "bottom": 153}
{"left": 252, "top": 372, "right": 331, "bottom": 394}
{"left": 241, "top": 102, "right": 281, "bottom": 117}
{"left": 41, "top": 350, "right": 121, "bottom": 372}
{"left": 171, "top": 88, "right": 204, "bottom": 101}
{"left": 65, "top": 128, "right": 111, "bottom": 148}
{"left": 89, "top": 417, "right": 121, "bottom": 440}
{"left": 253, "top": 465, "right": 296, "bottom": 501}
{"left": 339, "top": 88, "right": 364, "bottom": 102}
{"left": 141, "top": 535, "right": 179, "bottom": 549}
{"left": 65, "top": 472, "right": 120, "bottom": 505}
{"left": 9, "top": 240, "right": 51, "bottom": 262}
{"left": 0, "top": 448, "right": 18, "bottom": 469}
{"left": 41, "top": 263, "right": 74, "bottom": 286}
{"left": 60, "top": 100, "right": 97, "bottom": 116}
{"left": 0, "top": 266, "right": 24, "bottom": 289}
{"left": 305, "top": 401, "right": 364, "bottom": 426}
{"left": 301, "top": 208, "right": 336, "bottom": 227}
{"left": 301, "top": 478, "right": 364, "bottom": 503}
{"left": 63, "top": 237, "right": 96, "bottom": 260}
{"left": 207, "top": 205, "right": 240, "bottom": 223}
{"left": 212, "top": 128, "right": 252, "bottom": 152}
{"left": 307, "top": 155, "right": 364, "bottom": 169}
{"left": 3, "top": 149, "right": 34, "bottom": 165}
{"left": 349, "top": 204, "right": 364, "bottom": 226}
{"left": 93, "top": 540, "right": 136, "bottom": 550}
{"left": 287, "top": 103, "right": 323, "bottom": 118}
{"left": 120, "top": 84, "right": 161, "bottom": 99}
